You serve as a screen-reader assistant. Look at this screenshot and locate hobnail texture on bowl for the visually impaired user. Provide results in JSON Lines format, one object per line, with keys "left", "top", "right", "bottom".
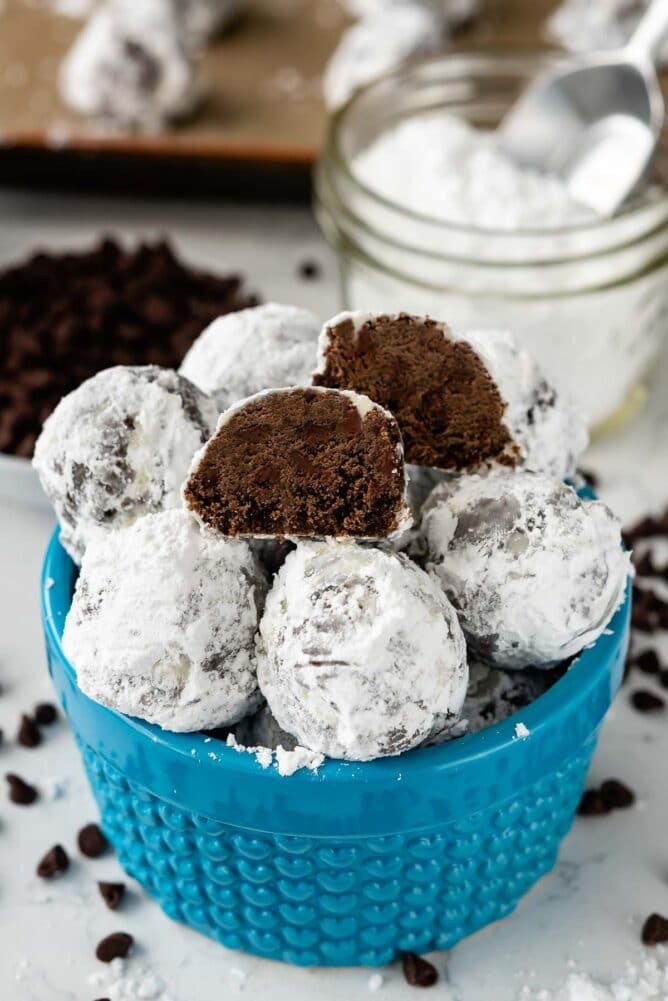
{"left": 41, "top": 528, "right": 630, "bottom": 967}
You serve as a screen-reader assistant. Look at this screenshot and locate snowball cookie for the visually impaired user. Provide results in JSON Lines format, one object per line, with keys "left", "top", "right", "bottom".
{"left": 257, "top": 541, "right": 468, "bottom": 761}
{"left": 33, "top": 365, "right": 218, "bottom": 563}
{"left": 314, "top": 313, "right": 588, "bottom": 478}
{"left": 423, "top": 471, "right": 631, "bottom": 669}
{"left": 323, "top": 6, "right": 445, "bottom": 111}
{"left": 62, "top": 510, "right": 266, "bottom": 732}
{"left": 59, "top": 1, "right": 202, "bottom": 131}
{"left": 234, "top": 703, "right": 298, "bottom": 752}
{"left": 179, "top": 303, "right": 321, "bottom": 412}
{"left": 183, "top": 387, "right": 411, "bottom": 539}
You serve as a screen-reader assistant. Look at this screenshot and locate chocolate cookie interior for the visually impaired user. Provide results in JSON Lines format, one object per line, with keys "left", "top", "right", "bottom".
{"left": 183, "top": 388, "right": 408, "bottom": 537}
{"left": 314, "top": 314, "right": 519, "bottom": 470}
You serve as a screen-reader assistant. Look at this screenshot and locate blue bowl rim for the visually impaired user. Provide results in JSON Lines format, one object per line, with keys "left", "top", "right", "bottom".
{"left": 42, "top": 526, "right": 631, "bottom": 836}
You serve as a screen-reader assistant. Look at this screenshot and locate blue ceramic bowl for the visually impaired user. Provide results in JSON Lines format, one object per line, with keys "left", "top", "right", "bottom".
{"left": 41, "top": 527, "right": 630, "bottom": 967}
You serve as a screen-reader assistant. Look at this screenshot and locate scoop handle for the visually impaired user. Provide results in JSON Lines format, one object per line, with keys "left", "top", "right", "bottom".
{"left": 627, "top": 0, "right": 668, "bottom": 61}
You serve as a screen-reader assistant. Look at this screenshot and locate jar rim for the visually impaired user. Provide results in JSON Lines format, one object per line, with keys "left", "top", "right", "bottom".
{"left": 325, "top": 49, "right": 668, "bottom": 241}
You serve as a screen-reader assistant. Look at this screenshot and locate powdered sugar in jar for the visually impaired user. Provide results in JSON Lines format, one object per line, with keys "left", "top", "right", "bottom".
{"left": 315, "top": 51, "right": 668, "bottom": 431}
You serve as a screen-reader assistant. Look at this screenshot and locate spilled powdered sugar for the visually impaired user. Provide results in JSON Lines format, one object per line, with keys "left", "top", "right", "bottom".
{"left": 225, "top": 733, "right": 324, "bottom": 777}
{"left": 518, "top": 950, "right": 668, "bottom": 1000}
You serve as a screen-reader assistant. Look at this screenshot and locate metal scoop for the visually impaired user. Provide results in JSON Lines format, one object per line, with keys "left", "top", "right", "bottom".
{"left": 499, "top": 0, "right": 668, "bottom": 216}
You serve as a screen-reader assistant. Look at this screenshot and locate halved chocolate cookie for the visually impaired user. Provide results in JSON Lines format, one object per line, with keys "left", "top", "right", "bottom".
{"left": 183, "top": 387, "right": 410, "bottom": 538}
{"left": 314, "top": 312, "right": 587, "bottom": 477}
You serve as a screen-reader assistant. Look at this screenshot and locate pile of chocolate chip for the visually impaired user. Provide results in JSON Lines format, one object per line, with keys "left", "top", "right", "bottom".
{"left": 0, "top": 238, "right": 258, "bottom": 457}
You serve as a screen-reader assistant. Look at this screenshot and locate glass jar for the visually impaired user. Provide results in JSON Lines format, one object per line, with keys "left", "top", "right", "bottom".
{"left": 315, "top": 51, "right": 668, "bottom": 432}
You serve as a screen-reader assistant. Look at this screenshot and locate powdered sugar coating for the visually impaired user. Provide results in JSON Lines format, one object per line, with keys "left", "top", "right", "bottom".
{"left": 33, "top": 365, "right": 218, "bottom": 563}
{"left": 423, "top": 471, "right": 631, "bottom": 669}
{"left": 59, "top": 1, "right": 202, "bottom": 131}
{"left": 462, "top": 328, "right": 588, "bottom": 479}
{"left": 257, "top": 540, "right": 467, "bottom": 761}
{"left": 180, "top": 303, "right": 321, "bottom": 412}
{"left": 63, "top": 510, "right": 266, "bottom": 732}
{"left": 323, "top": 6, "right": 445, "bottom": 111}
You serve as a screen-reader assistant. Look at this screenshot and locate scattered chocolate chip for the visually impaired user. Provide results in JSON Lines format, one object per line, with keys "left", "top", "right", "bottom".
{"left": 98, "top": 881, "right": 125, "bottom": 911}
{"left": 78, "top": 822, "right": 109, "bottom": 858}
{"left": 578, "top": 468, "right": 600, "bottom": 489}
{"left": 37, "top": 844, "right": 69, "bottom": 878}
{"left": 577, "top": 788, "right": 611, "bottom": 816}
{"left": 600, "top": 779, "right": 635, "bottom": 809}
{"left": 17, "top": 713, "right": 41, "bottom": 748}
{"left": 633, "top": 649, "right": 661, "bottom": 674}
{"left": 402, "top": 952, "right": 439, "bottom": 988}
{"left": 0, "top": 238, "right": 258, "bottom": 458}
{"left": 660, "top": 669, "right": 668, "bottom": 689}
{"left": 631, "top": 689, "right": 666, "bottom": 712}
{"left": 634, "top": 551, "right": 659, "bottom": 577}
{"left": 642, "top": 913, "right": 668, "bottom": 946}
{"left": 5, "top": 773, "right": 38, "bottom": 805}
{"left": 297, "top": 258, "right": 321, "bottom": 281}
{"left": 33, "top": 702, "right": 57, "bottom": 726}
{"left": 95, "top": 932, "right": 133, "bottom": 963}
{"left": 625, "top": 515, "right": 664, "bottom": 544}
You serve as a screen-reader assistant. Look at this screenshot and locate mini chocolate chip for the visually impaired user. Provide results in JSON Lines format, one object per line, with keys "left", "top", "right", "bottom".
{"left": 634, "top": 551, "right": 658, "bottom": 577}
{"left": 578, "top": 468, "right": 600, "bottom": 489}
{"left": 5, "top": 773, "right": 38, "bottom": 805}
{"left": 402, "top": 952, "right": 439, "bottom": 988}
{"left": 37, "top": 844, "right": 69, "bottom": 878}
{"left": 641, "top": 913, "right": 668, "bottom": 945}
{"left": 98, "top": 881, "right": 125, "bottom": 910}
{"left": 577, "top": 788, "right": 611, "bottom": 816}
{"left": 78, "top": 823, "right": 109, "bottom": 858}
{"left": 660, "top": 669, "right": 668, "bottom": 689}
{"left": 96, "top": 932, "right": 133, "bottom": 963}
{"left": 297, "top": 259, "right": 321, "bottom": 281}
{"left": 17, "top": 714, "right": 41, "bottom": 748}
{"left": 631, "top": 689, "right": 666, "bottom": 712}
{"left": 626, "top": 515, "right": 663, "bottom": 542}
{"left": 633, "top": 650, "right": 661, "bottom": 674}
{"left": 33, "top": 702, "right": 57, "bottom": 725}
{"left": 600, "top": 779, "right": 635, "bottom": 809}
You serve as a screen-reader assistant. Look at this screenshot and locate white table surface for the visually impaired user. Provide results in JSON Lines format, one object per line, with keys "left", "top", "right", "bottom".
{"left": 0, "top": 190, "right": 667, "bottom": 1001}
